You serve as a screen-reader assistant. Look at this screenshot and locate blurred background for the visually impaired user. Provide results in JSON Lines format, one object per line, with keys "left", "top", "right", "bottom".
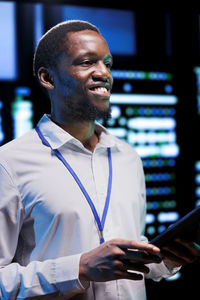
{"left": 0, "top": 1, "right": 199, "bottom": 299}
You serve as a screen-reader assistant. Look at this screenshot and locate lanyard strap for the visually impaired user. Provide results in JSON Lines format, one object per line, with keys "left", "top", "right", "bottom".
{"left": 35, "top": 126, "right": 112, "bottom": 244}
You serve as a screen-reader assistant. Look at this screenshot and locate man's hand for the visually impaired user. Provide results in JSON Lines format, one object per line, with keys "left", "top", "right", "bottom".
{"left": 79, "top": 238, "right": 161, "bottom": 282}
{"left": 161, "top": 237, "right": 200, "bottom": 269}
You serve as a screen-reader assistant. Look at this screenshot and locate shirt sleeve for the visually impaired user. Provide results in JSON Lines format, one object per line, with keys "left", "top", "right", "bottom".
{"left": 0, "top": 163, "right": 89, "bottom": 299}
{"left": 145, "top": 262, "right": 181, "bottom": 281}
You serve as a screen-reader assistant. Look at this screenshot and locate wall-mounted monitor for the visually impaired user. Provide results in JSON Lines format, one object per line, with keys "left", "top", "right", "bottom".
{"left": 0, "top": 1, "right": 17, "bottom": 80}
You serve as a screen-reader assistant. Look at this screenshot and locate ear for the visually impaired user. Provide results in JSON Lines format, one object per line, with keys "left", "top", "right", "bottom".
{"left": 37, "top": 67, "right": 55, "bottom": 90}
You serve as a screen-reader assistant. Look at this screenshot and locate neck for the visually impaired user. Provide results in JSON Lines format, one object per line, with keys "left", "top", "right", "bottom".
{"left": 51, "top": 117, "right": 99, "bottom": 152}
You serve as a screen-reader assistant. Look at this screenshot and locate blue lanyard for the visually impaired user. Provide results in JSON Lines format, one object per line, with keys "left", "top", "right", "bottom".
{"left": 35, "top": 126, "right": 112, "bottom": 244}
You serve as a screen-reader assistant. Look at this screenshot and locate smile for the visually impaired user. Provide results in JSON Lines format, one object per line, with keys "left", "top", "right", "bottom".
{"left": 89, "top": 87, "right": 110, "bottom": 98}
{"left": 88, "top": 83, "right": 111, "bottom": 98}
{"left": 92, "top": 86, "right": 108, "bottom": 93}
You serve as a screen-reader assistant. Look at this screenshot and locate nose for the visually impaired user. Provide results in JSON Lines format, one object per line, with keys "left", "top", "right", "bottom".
{"left": 92, "top": 61, "right": 110, "bottom": 81}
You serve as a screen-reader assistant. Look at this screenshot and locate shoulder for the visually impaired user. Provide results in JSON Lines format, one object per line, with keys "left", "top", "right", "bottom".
{"left": 0, "top": 129, "right": 38, "bottom": 166}
{"left": 0, "top": 129, "right": 37, "bottom": 151}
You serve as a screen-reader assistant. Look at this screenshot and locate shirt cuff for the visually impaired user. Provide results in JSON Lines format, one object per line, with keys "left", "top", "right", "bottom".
{"left": 54, "top": 254, "right": 90, "bottom": 297}
{"left": 145, "top": 261, "right": 181, "bottom": 282}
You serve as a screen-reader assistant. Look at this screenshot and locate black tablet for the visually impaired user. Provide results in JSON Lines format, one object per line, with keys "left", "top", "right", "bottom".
{"left": 150, "top": 206, "right": 200, "bottom": 248}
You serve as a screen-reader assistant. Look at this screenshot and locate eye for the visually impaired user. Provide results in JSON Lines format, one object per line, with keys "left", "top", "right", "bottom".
{"left": 80, "top": 60, "right": 94, "bottom": 67}
{"left": 105, "top": 61, "right": 112, "bottom": 70}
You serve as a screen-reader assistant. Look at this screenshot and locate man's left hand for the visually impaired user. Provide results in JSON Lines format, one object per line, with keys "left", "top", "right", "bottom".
{"left": 161, "top": 238, "right": 200, "bottom": 269}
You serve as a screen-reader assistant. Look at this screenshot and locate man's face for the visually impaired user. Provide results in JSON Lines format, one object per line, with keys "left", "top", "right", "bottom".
{"left": 51, "top": 29, "right": 113, "bottom": 122}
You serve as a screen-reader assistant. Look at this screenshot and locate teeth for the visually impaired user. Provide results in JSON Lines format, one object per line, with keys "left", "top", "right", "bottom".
{"left": 94, "top": 87, "right": 107, "bottom": 92}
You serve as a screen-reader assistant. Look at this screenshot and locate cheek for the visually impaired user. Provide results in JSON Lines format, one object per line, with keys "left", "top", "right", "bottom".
{"left": 56, "top": 73, "right": 79, "bottom": 97}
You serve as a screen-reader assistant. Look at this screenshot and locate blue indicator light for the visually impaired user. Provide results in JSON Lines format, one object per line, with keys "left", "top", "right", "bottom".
{"left": 195, "top": 174, "right": 200, "bottom": 184}
{"left": 195, "top": 187, "right": 200, "bottom": 197}
{"left": 165, "top": 84, "right": 173, "bottom": 94}
{"left": 157, "top": 211, "right": 179, "bottom": 223}
{"left": 146, "top": 213, "right": 156, "bottom": 224}
{"left": 15, "top": 87, "right": 31, "bottom": 96}
{"left": 123, "top": 82, "right": 133, "bottom": 93}
{"left": 195, "top": 161, "right": 200, "bottom": 171}
{"left": 158, "top": 225, "right": 166, "bottom": 233}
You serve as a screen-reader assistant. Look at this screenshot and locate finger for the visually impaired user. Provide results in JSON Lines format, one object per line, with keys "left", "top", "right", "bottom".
{"left": 162, "top": 249, "right": 188, "bottom": 266}
{"left": 115, "top": 239, "right": 160, "bottom": 254}
{"left": 123, "top": 249, "right": 161, "bottom": 264}
{"left": 114, "top": 269, "right": 143, "bottom": 281}
{"left": 115, "top": 259, "right": 150, "bottom": 274}
{"left": 162, "top": 240, "right": 197, "bottom": 264}
{"left": 120, "top": 260, "right": 150, "bottom": 274}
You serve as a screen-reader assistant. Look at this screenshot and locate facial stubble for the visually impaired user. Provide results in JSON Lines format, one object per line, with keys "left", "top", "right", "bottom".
{"left": 65, "top": 96, "right": 112, "bottom": 122}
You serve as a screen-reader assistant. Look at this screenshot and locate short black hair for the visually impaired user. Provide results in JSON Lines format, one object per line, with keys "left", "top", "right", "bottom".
{"left": 33, "top": 20, "right": 100, "bottom": 79}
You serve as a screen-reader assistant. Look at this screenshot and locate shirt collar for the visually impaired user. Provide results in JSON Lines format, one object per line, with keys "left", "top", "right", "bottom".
{"left": 37, "top": 114, "right": 121, "bottom": 151}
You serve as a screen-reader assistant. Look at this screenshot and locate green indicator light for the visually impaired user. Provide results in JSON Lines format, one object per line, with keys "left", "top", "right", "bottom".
{"left": 166, "top": 73, "right": 173, "bottom": 80}
{"left": 170, "top": 187, "right": 176, "bottom": 194}
{"left": 147, "top": 72, "right": 156, "bottom": 80}
{"left": 170, "top": 173, "right": 176, "bottom": 180}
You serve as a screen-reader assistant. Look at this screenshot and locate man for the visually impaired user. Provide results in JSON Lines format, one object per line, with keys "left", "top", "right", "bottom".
{"left": 0, "top": 20, "right": 199, "bottom": 299}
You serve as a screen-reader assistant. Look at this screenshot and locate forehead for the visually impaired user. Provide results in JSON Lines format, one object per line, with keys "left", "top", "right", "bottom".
{"left": 64, "top": 29, "right": 111, "bottom": 57}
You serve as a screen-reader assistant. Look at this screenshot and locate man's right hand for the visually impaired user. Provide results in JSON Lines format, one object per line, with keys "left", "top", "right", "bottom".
{"left": 79, "top": 238, "right": 161, "bottom": 282}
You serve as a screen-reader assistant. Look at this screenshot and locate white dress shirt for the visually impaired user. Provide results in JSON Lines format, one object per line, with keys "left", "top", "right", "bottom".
{"left": 0, "top": 114, "right": 176, "bottom": 299}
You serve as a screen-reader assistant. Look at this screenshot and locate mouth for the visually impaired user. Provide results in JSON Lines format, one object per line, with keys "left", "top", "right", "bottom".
{"left": 88, "top": 83, "right": 111, "bottom": 98}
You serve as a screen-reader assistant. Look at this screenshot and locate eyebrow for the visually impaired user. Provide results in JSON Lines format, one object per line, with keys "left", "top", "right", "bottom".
{"left": 103, "top": 54, "right": 113, "bottom": 62}
{"left": 73, "top": 52, "right": 113, "bottom": 64}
